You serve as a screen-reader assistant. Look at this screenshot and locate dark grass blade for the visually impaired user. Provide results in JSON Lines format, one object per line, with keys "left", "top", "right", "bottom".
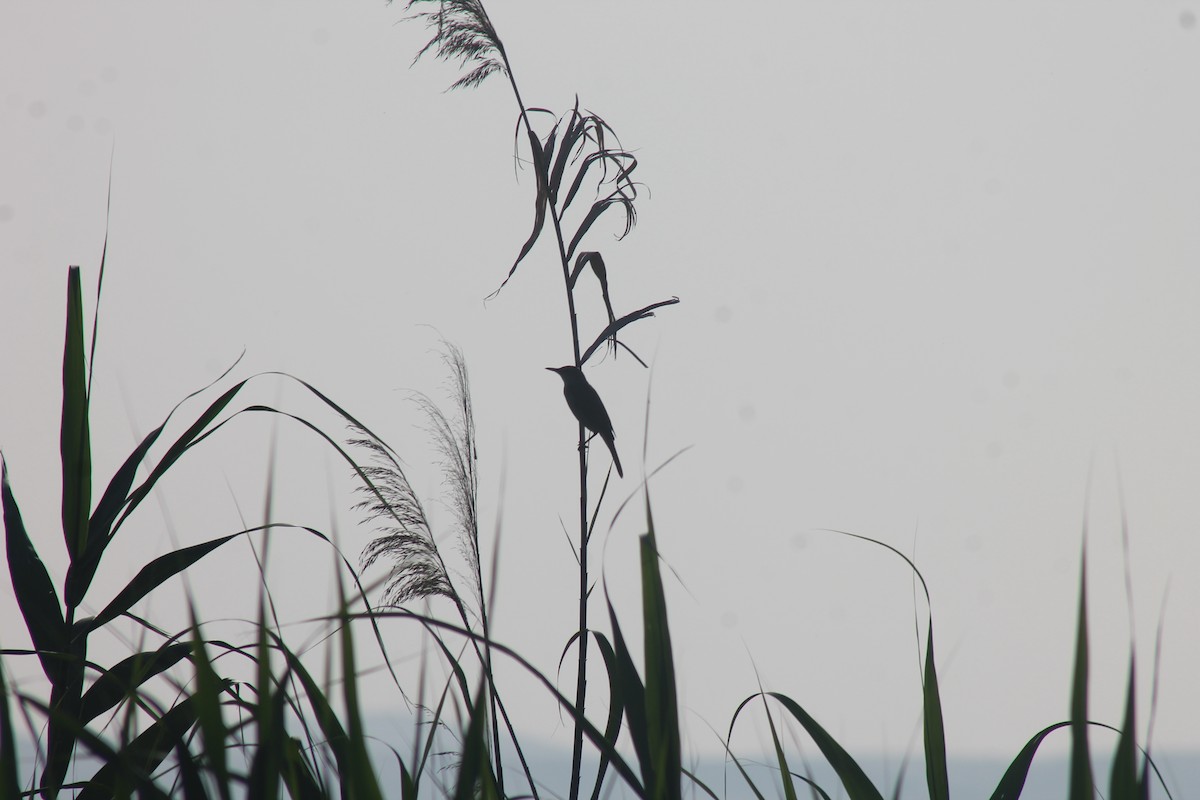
{"left": 453, "top": 686, "right": 500, "bottom": 800}
{"left": 60, "top": 266, "right": 92, "bottom": 562}
{"left": 637, "top": 515, "right": 682, "bottom": 800}
{"left": 40, "top": 631, "right": 87, "bottom": 800}
{"left": 988, "top": 721, "right": 1070, "bottom": 799}
{"left": 68, "top": 379, "right": 250, "bottom": 610}
{"left": 282, "top": 735, "right": 326, "bottom": 800}
{"left": 921, "top": 626, "right": 950, "bottom": 800}
{"left": 588, "top": 632, "right": 626, "bottom": 800}
{"left": 1110, "top": 656, "right": 1138, "bottom": 800}
{"left": 762, "top": 697, "right": 799, "bottom": 800}
{"left": 335, "top": 571, "right": 384, "bottom": 800}
{"left": 73, "top": 692, "right": 204, "bottom": 800}
{"left": 69, "top": 421, "right": 165, "bottom": 609}
{"left": 3, "top": 462, "right": 69, "bottom": 684}
{"left": 0, "top": 657, "right": 21, "bottom": 800}
{"left": 188, "top": 629, "right": 232, "bottom": 800}
{"left": 1069, "top": 550, "right": 1094, "bottom": 800}
{"left": 607, "top": 598, "right": 652, "bottom": 790}
{"left": 78, "top": 641, "right": 192, "bottom": 723}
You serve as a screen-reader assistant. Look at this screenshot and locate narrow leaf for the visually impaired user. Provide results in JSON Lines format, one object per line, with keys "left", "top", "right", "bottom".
{"left": 1069, "top": 550, "right": 1094, "bottom": 800}
{"left": 767, "top": 694, "right": 885, "bottom": 800}
{"left": 1109, "top": 657, "right": 1138, "bottom": 800}
{"left": 922, "top": 627, "right": 950, "bottom": 800}
{"left": 61, "top": 267, "right": 92, "bottom": 561}
{"left": 78, "top": 641, "right": 192, "bottom": 723}
{"left": 86, "top": 533, "right": 243, "bottom": 632}
{"left": 3, "top": 462, "right": 68, "bottom": 684}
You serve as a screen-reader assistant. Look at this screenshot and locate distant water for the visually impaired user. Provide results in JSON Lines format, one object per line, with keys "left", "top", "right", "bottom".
{"left": 10, "top": 714, "right": 1197, "bottom": 797}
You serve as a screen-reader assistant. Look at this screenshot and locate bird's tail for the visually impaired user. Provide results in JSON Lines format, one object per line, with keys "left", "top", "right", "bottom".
{"left": 602, "top": 434, "right": 623, "bottom": 478}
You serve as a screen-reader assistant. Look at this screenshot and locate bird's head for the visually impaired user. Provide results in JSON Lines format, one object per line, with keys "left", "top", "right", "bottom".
{"left": 546, "top": 365, "right": 581, "bottom": 382}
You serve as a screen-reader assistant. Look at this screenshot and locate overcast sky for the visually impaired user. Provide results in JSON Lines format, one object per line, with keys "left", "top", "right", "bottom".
{"left": 2, "top": 0, "right": 1198, "bottom": 789}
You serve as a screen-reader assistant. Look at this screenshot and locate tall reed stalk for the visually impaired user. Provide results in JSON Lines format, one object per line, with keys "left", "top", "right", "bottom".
{"left": 402, "top": 2, "right": 677, "bottom": 797}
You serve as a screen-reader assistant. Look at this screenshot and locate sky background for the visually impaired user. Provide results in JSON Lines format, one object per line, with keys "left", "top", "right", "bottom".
{"left": 2, "top": 0, "right": 1199, "bottom": 792}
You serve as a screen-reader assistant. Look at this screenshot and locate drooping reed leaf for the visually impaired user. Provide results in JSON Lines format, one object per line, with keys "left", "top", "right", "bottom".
{"left": 989, "top": 720, "right": 1069, "bottom": 800}
{"left": 60, "top": 266, "right": 92, "bottom": 563}
{"left": 763, "top": 697, "right": 800, "bottom": 800}
{"left": 3, "top": 462, "right": 69, "bottom": 685}
{"left": 760, "top": 694, "right": 885, "bottom": 800}
{"left": 83, "top": 533, "right": 243, "bottom": 633}
{"left": 78, "top": 641, "right": 192, "bottom": 723}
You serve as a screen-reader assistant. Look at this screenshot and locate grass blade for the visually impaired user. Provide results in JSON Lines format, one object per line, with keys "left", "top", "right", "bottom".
{"left": 637, "top": 515, "right": 681, "bottom": 800}
{"left": 3, "top": 462, "right": 69, "bottom": 685}
{"left": 1110, "top": 656, "right": 1138, "bottom": 800}
{"left": 60, "top": 267, "right": 92, "bottom": 562}
{"left": 921, "top": 627, "right": 950, "bottom": 800}
{"left": 1069, "top": 549, "right": 1094, "bottom": 800}
{"left": 765, "top": 693, "right": 884, "bottom": 800}
{"left": 78, "top": 641, "right": 192, "bottom": 723}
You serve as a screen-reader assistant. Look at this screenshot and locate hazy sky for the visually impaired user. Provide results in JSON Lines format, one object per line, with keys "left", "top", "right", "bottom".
{"left": 2, "top": 0, "right": 1198, "bottom": 785}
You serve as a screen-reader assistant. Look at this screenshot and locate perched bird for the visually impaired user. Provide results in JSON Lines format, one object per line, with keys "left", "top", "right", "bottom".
{"left": 547, "top": 365, "right": 623, "bottom": 478}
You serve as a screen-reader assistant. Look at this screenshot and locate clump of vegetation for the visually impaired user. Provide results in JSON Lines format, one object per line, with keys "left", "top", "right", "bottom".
{"left": 0, "top": 2, "right": 1176, "bottom": 799}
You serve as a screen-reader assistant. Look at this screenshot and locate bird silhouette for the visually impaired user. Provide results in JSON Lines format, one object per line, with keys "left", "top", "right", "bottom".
{"left": 547, "top": 365, "right": 623, "bottom": 478}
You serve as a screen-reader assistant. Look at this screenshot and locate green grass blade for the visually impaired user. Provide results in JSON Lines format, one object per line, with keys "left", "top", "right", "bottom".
{"left": 60, "top": 267, "right": 92, "bottom": 562}
{"left": 454, "top": 686, "right": 500, "bottom": 800}
{"left": 188, "top": 630, "right": 232, "bottom": 800}
{"left": 638, "top": 518, "right": 681, "bottom": 800}
{"left": 987, "top": 720, "right": 1069, "bottom": 800}
{"left": 335, "top": 572, "right": 384, "bottom": 800}
{"left": 2, "top": 462, "right": 69, "bottom": 684}
{"left": 762, "top": 697, "right": 799, "bottom": 800}
{"left": 766, "top": 693, "right": 885, "bottom": 800}
{"left": 1069, "top": 550, "right": 1094, "bottom": 800}
{"left": 1110, "top": 656, "right": 1138, "bottom": 800}
{"left": 921, "top": 626, "right": 950, "bottom": 800}
{"left": 69, "top": 421, "right": 166, "bottom": 608}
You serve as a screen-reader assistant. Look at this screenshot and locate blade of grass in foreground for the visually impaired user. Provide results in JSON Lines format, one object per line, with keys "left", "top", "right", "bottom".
{"left": 921, "top": 627, "right": 950, "bottom": 800}
{"left": 1069, "top": 549, "right": 1094, "bottom": 800}
{"left": 637, "top": 498, "right": 682, "bottom": 800}
{"left": 1109, "top": 657, "right": 1138, "bottom": 800}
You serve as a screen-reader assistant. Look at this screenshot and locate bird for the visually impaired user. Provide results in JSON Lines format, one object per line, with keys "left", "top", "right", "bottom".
{"left": 546, "top": 365, "right": 623, "bottom": 478}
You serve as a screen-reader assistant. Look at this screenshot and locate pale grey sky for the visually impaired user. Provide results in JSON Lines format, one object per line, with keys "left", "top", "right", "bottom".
{"left": 1, "top": 0, "right": 1198, "bottom": 788}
